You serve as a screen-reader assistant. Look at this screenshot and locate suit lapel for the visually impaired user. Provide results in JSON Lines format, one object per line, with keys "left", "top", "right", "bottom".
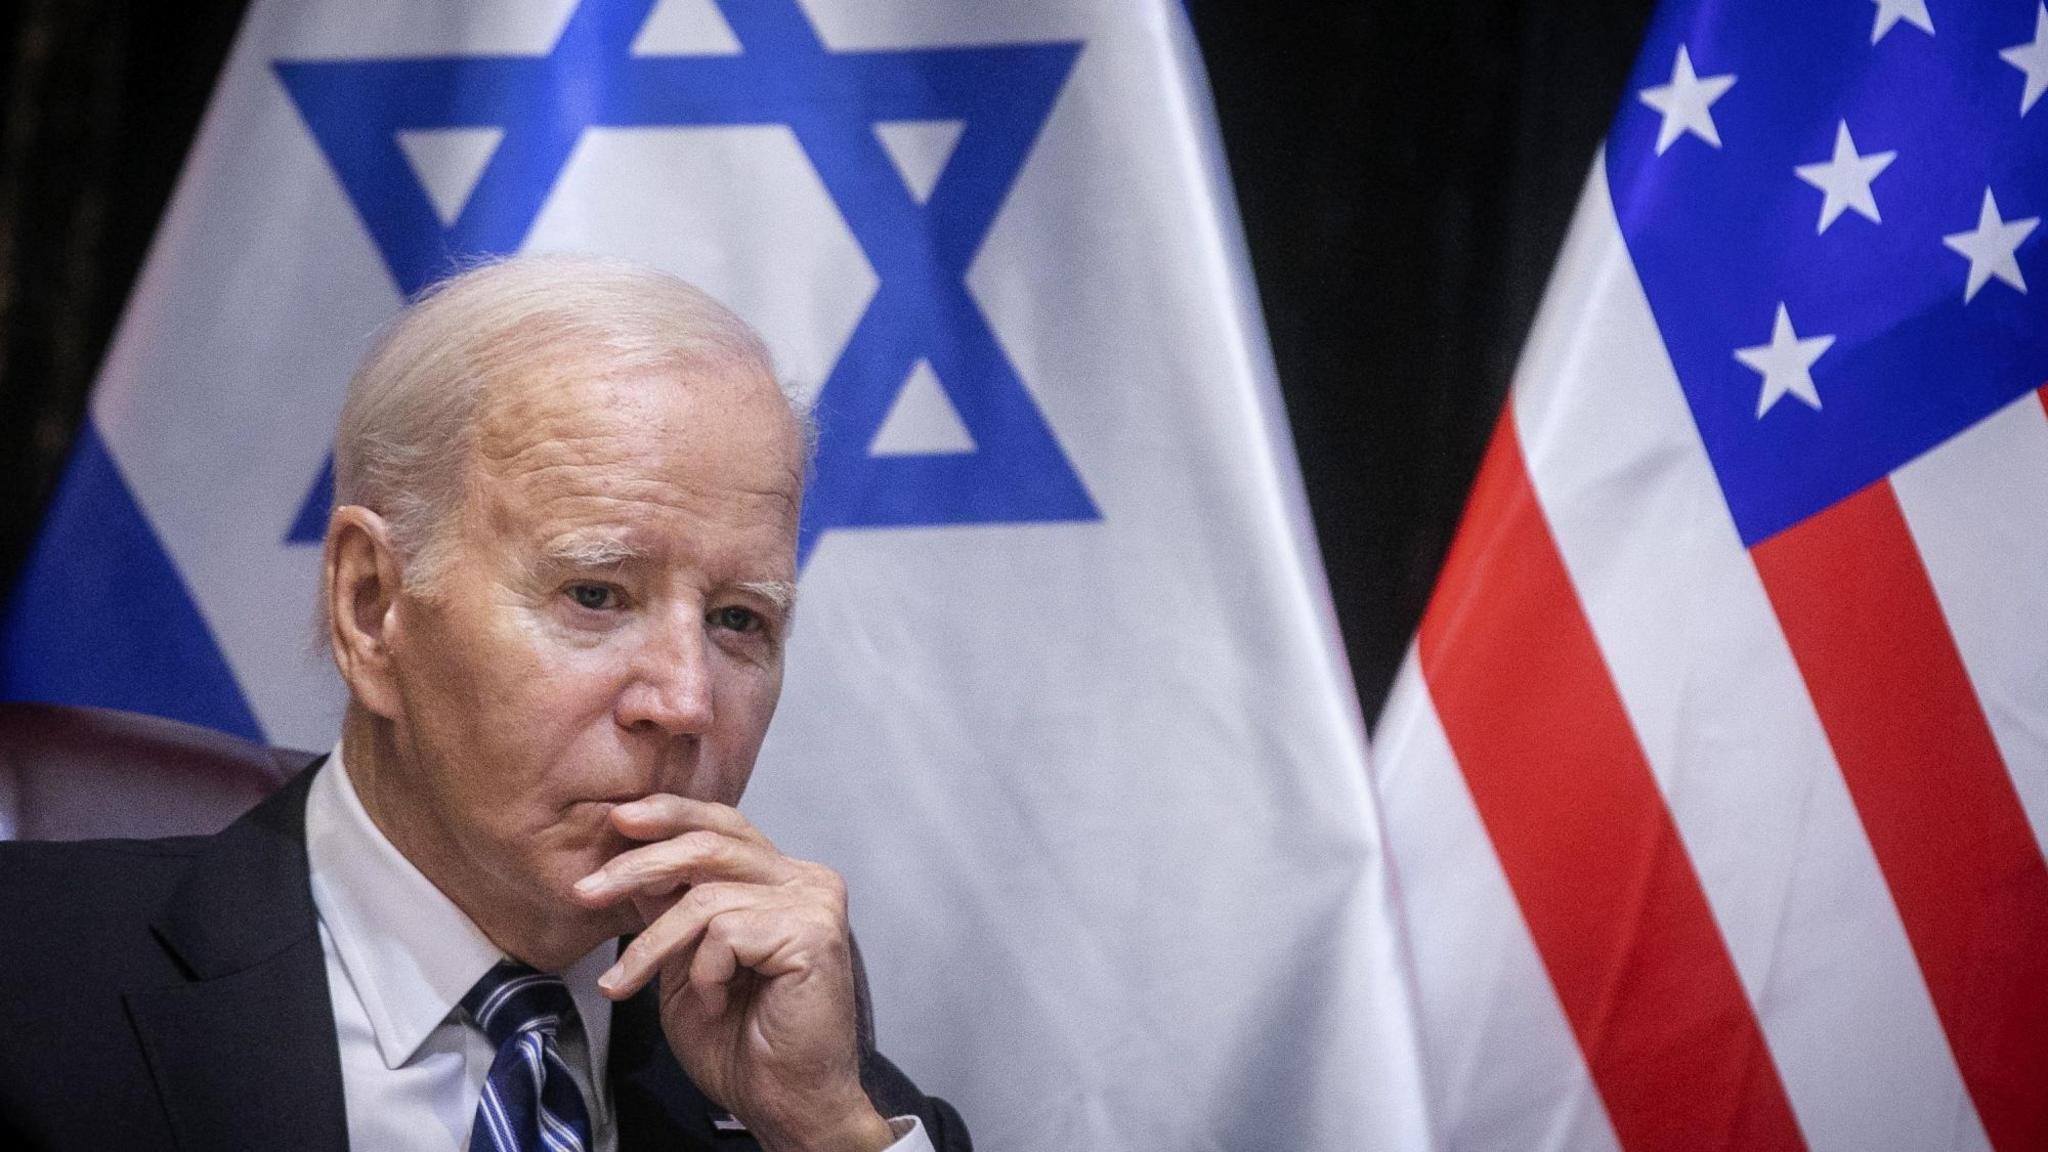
{"left": 126, "top": 764, "right": 350, "bottom": 1152}
{"left": 120, "top": 758, "right": 775, "bottom": 1152}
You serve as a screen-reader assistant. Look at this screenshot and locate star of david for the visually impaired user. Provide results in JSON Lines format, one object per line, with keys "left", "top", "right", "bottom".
{"left": 275, "top": 0, "right": 1098, "bottom": 565}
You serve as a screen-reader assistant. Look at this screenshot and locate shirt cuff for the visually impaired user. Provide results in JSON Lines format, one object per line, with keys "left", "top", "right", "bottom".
{"left": 883, "top": 1114, "right": 935, "bottom": 1152}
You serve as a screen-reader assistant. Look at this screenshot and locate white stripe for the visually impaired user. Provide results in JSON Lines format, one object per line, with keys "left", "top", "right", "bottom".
{"left": 469, "top": 1033, "right": 590, "bottom": 1152}
{"left": 1892, "top": 389, "right": 2048, "bottom": 859}
{"left": 539, "top": 1106, "right": 585, "bottom": 1152}
{"left": 538, "top": 1119, "right": 577, "bottom": 1152}
{"left": 478, "top": 1091, "right": 508, "bottom": 1152}
{"left": 478, "top": 1082, "right": 519, "bottom": 1152}
{"left": 1374, "top": 650, "right": 1621, "bottom": 1152}
{"left": 532, "top": 1034, "right": 584, "bottom": 1152}
{"left": 539, "top": 1038, "right": 590, "bottom": 1152}
{"left": 541, "top": 1045, "right": 586, "bottom": 1114}
{"left": 522, "top": 1033, "right": 547, "bottom": 1097}
{"left": 1509, "top": 156, "right": 1989, "bottom": 1152}
{"left": 478, "top": 974, "right": 555, "bottom": 1028}
{"left": 0, "top": 755, "right": 18, "bottom": 840}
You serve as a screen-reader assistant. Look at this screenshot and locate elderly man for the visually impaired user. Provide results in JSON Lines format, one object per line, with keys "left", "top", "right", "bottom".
{"left": 0, "top": 255, "right": 968, "bottom": 1152}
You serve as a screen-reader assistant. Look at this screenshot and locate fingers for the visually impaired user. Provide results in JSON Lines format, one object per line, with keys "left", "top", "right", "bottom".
{"left": 574, "top": 794, "right": 783, "bottom": 905}
{"left": 574, "top": 828, "right": 795, "bottom": 904}
{"left": 599, "top": 880, "right": 753, "bottom": 999}
{"left": 577, "top": 793, "right": 852, "bottom": 1011}
{"left": 599, "top": 878, "right": 847, "bottom": 1004}
{"left": 672, "top": 904, "right": 846, "bottom": 1019}
{"left": 684, "top": 914, "right": 741, "bottom": 1018}
{"left": 616, "top": 845, "right": 869, "bottom": 1148}
{"left": 608, "top": 794, "right": 772, "bottom": 846}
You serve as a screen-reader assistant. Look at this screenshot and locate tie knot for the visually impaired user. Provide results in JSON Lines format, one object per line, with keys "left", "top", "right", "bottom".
{"left": 461, "top": 960, "right": 578, "bottom": 1049}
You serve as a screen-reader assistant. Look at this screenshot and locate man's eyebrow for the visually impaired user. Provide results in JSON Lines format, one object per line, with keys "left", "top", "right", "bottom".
{"left": 541, "top": 531, "right": 646, "bottom": 569}
{"left": 736, "top": 579, "right": 798, "bottom": 615}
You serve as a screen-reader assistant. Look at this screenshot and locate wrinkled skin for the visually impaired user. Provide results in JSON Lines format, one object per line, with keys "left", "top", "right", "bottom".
{"left": 326, "top": 359, "right": 893, "bottom": 1152}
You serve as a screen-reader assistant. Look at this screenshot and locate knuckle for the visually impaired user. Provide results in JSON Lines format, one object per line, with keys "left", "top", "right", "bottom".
{"left": 604, "top": 848, "right": 649, "bottom": 881}
{"left": 675, "top": 830, "right": 722, "bottom": 864}
{"left": 707, "top": 800, "right": 746, "bottom": 826}
{"left": 807, "top": 864, "right": 848, "bottom": 904}
{"left": 678, "top": 881, "right": 724, "bottom": 914}
{"left": 702, "top": 911, "right": 734, "bottom": 946}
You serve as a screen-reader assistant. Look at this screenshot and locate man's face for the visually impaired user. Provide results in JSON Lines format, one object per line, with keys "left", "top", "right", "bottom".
{"left": 376, "top": 360, "right": 804, "bottom": 934}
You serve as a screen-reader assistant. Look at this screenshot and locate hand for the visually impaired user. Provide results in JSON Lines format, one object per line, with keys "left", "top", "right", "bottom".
{"left": 571, "top": 795, "right": 895, "bottom": 1152}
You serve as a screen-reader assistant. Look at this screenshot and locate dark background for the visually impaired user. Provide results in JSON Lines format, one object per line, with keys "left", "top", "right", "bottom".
{"left": 0, "top": 0, "right": 1656, "bottom": 729}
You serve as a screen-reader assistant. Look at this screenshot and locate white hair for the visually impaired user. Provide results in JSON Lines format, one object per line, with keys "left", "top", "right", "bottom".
{"left": 330, "top": 252, "right": 810, "bottom": 591}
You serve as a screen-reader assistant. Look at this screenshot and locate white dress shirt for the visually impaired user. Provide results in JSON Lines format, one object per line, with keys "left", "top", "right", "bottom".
{"left": 305, "top": 744, "right": 932, "bottom": 1152}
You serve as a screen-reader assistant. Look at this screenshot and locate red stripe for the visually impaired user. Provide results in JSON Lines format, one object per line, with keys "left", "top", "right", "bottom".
{"left": 1419, "top": 413, "right": 1806, "bottom": 1152}
{"left": 1751, "top": 479, "right": 2048, "bottom": 1152}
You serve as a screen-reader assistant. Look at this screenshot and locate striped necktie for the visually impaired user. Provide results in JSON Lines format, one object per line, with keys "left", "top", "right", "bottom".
{"left": 461, "top": 960, "right": 595, "bottom": 1152}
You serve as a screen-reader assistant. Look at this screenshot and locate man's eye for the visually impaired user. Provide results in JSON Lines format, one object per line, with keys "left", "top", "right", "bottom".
{"left": 709, "top": 605, "right": 761, "bottom": 633}
{"left": 566, "top": 584, "right": 618, "bottom": 611}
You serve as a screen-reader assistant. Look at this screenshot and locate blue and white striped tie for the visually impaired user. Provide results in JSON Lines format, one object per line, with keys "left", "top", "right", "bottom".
{"left": 462, "top": 960, "right": 595, "bottom": 1152}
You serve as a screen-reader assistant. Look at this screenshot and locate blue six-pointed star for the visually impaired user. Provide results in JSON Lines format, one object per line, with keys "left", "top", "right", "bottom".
{"left": 276, "top": 0, "right": 1099, "bottom": 565}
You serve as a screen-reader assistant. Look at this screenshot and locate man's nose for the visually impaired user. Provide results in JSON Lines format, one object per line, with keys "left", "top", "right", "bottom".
{"left": 615, "top": 604, "right": 714, "bottom": 736}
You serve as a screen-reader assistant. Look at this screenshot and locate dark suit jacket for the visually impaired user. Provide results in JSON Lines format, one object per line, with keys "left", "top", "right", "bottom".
{"left": 0, "top": 764, "right": 970, "bottom": 1151}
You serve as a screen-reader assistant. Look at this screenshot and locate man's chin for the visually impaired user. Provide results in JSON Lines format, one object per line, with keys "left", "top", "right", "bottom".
{"left": 541, "top": 889, "right": 639, "bottom": 935}
{"left": 498, "top": 874, "right": 639, "bottom": 970}
{"left": 541, "top": 803, "right": 631, "bottom": 868}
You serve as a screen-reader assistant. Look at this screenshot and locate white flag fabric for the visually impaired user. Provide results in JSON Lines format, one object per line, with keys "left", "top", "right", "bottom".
{"left": 0, "top": 1, "right": 1431, "bottom": 1146}
{"left": 1374, "top": 2, "right": 2048, "bottom": 1151}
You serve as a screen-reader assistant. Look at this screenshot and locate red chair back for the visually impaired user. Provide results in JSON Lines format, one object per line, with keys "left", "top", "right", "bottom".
{"left": 0, "top": 703, "right": 314, "bottom": 841}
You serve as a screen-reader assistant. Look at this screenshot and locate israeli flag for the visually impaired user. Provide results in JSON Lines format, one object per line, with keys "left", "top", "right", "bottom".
{"left": 1, "top": 1, "right": 1428, "bottom": 1145}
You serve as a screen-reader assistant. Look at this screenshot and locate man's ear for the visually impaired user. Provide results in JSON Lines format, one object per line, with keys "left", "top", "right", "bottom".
{"left": 325, "top": 506, "right": 409, "bottom": 720}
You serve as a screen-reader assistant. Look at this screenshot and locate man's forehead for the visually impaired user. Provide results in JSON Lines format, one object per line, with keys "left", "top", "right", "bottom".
{"left": 473, "top": 361, "right": 802, "bottom": 485}
{"left": 479, "top": 353, "right": 787, "bottom": 431}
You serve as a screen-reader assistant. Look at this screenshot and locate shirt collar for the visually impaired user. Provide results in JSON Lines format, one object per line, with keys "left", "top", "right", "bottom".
{"left": 305, "top": 744, "right": 614, "bottom": 1075}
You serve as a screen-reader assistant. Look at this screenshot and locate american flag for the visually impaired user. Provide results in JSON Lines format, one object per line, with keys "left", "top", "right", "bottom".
{"left": 1372, "top": 1, "right": 2048, "bottom": 1149}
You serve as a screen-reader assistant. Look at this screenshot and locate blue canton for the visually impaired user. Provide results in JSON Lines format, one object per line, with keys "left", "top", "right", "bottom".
{"left": 1607, "top": 0, "right": 2048, "bottom": 546}
{"left": 275, "top": 0, "right": 1099, "bottom": 565}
